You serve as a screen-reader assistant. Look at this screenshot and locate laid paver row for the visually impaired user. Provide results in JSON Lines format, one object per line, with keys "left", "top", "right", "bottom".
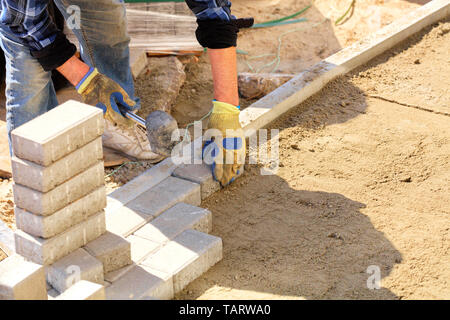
{"left": 106, "top": 230, "right": 222, "bottom": 300}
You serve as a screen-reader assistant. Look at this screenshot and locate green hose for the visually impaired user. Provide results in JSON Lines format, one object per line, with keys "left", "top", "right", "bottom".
{"left": 252, "top": 18, "right": 308, "bottom": 29}
{"left": 251, "top": 5, "right": 312, "bottom": 27}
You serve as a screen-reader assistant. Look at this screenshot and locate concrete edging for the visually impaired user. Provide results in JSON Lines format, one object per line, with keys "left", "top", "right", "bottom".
{"left": 108, "top": 0, "right": 449, "bottom": 207}
{"left": 240, "top": 0, "right": 450, "bottom": 132}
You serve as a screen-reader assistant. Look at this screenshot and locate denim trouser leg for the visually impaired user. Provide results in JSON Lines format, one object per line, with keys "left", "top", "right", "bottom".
{"left": 0, "top": 0, "right": 138, "bottom": 153}
{"left": 53, "top": 0, "right": 139, "bottom": 109}
{"left": 0, "top": 35, "right": 58, "bottom": 152}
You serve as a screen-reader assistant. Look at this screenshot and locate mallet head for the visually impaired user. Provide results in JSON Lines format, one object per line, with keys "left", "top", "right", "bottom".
{"left": 145, "top": 110, "right": 179, "bottom": 157}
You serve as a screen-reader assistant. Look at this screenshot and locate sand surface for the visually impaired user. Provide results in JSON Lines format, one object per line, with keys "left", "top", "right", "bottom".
{"left": 174, "top": 20, "right": 450, "bottom": 300}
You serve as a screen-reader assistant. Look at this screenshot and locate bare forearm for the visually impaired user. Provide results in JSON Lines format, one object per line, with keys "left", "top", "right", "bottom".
{"left": 56, "top": 55, "right": 90, "bottom": 86}
{"left": 208, "top": 47, "right": 239, "bottom": 107}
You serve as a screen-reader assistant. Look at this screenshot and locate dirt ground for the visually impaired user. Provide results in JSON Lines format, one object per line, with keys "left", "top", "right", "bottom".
{"left": 0, "top": 248, "right": 6, "bottom": 261}
{"left": 174, "top": 20, "right": 450, "bottom": 300}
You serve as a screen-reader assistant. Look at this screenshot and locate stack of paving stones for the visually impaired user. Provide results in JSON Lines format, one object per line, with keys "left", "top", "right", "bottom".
{"left": 0, "top": 101, "right": 131, "bottom": 300}
{"left": 102, "top": 146, "right": 225, "bottom": 299}
{"left": 1, "top": 100, "right": 225, "bottom": 300}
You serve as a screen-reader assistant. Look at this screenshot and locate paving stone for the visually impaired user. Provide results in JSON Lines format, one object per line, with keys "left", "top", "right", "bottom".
{"left": 105, "top": 157, "right": 178, "bottom": 215}
{"left": 105, "top": 205, "right": 151, "bottom": 238}
{"left": 141, "top": 230, "right": 222, "bottom": 294}
{"left": 47, "top": 288, "right": 60, "bottom": 299}
{"left": 15, "top": 211, "right": 106, "bottom": 265}
{"left": 11, "top": 138, "right": 103, "bottom": 193}
{"left": 11, "top": 100, "right": 104, "bottom": 166}
{"left": 15, "top": 186, "right": 106, "bottom": 239}
{"left": 84, "top": 231, "right": 131, "bottom": 273}
{"left": 46, "top": 248, "right": 104, "bottom": 293}
{"left": 127, "top": 176, "right": 201, "bottom": 219}
{"left": 130, "top": 48, "right": 148, "bottom": 79}
{"left": 133, "top": 203, "right": 212, "bottom": 245}
{"left": 172, "top": 163, "right": 220, "bottom": 199}
{"left": 127, "top": 235, "right": 160, "bottom": 263}
{"left": 0, "top": 254, "right": 47, "bottom": 300}
{"left": 104, "top": 263, "right": 135, "bottom": 283}
{"left": 105, "top": 265, "right": 173, "bottom": 300}
{"left": 0, "top": 220, "right": 15, "bottom": 256}
{"left": 56, "top": 280, "right": 105, "bottom": 300}
{"left": 13, "top": 161, "right": 105, "bottom": 216}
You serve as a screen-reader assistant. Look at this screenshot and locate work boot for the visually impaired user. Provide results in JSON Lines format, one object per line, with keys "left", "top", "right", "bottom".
{"left": 102, "top": 118, "right": 166, "bottom": 162}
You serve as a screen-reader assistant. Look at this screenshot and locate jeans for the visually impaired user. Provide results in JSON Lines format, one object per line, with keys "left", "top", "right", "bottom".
{"left": 0, "top": 0, "right": 138, "bottom": 152}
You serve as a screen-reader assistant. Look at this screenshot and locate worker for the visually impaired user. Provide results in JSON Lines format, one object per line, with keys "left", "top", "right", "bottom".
{"left": 0, "top": 0, "right": 245, "bottom": 187}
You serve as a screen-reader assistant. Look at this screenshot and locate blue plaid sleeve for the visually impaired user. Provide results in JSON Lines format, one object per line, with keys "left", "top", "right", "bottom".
{"left": 185, "top": 0, "right": 236, "bottom": 21}
{"left": 0, "top": 0, "right": 60, "bottom": 51}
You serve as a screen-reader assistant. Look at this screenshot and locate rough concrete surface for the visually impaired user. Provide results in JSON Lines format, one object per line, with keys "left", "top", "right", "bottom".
{"left": 13, "top": 161, "right": 105, "bottom": 216}
{"left": 46, "top": 248, "right": 104, "bottom": 293}
{"left": 133, "top": 203, "right": 212, "bottom": 244}
{"left": 56, "top": 280, "right": 105, "bottom": 300}
{"left": 0, "top": 254, "right": 47, "bottom": 300}
{"left": 11, "top": 101, "right": 103, "bottom": 166}
{"left": 15, "top": 211, "right": 106, "bottom": 265}
{"left": 15, "top": 186, "right": 106, "bottom": 239}
{"left": 84, "top": 231, "right": 131, "bottom": 274}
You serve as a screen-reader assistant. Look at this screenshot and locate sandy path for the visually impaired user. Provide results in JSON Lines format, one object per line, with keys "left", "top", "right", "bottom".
{"left": 175, "top": 20, "right": 450, "bottom": 300}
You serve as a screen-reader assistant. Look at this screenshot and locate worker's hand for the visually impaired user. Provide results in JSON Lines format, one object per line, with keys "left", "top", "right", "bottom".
{"left": 203, "top": 101, "right": 246, "bottom": 187}
{"left": 76, "top": 68, "right": 136, "bottom": 128}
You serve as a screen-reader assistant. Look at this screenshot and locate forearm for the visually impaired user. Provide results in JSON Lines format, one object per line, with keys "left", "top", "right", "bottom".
{"left": 208, "top": 48, "right": 239, "bottom": 107}
{"left": 56, "top": 55, "right": 90, "bottom": 87}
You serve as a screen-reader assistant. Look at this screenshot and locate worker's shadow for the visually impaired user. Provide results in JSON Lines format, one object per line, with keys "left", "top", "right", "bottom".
{"left": 183, "top": 172, "right": 402, "bottom": 300}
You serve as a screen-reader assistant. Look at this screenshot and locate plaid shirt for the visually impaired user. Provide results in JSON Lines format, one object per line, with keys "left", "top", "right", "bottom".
{"left": 0, "top": 0, "right": 234, "bottom": 51}
{"left": 185, "top": 0, "right": 235, "bottom": 21}
{"left": 0, "top": 0, "right": 61, "bottom": 51}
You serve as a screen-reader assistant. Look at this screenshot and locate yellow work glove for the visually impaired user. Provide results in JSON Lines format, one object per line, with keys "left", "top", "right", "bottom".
{"left": 203, "top": 101, "right": 246, "bottom": 187}
{"left": 76, "top": 68, "right": 136, "bottom": 128}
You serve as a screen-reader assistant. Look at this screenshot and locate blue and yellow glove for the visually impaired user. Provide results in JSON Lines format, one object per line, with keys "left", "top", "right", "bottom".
{"left": 203, "top": 101, "right": 246, "bottom": 187}
{"left": 76, "top": 68, "right": 137, "bottom": 127}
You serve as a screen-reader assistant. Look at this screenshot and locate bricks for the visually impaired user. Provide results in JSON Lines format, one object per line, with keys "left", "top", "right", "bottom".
{"left": 47, "top": 288, "right": 59, "bottom": 299}
{"left": 13, "top": 161, "right": 104, "bottom": 216}
{"left": 84, "top": 231, "right": 131, "bottom": 273}
{"left": 56, "top": 280, "right": 105, "bottom": 300}
{"left": 46, "top": 248, "right": 104, "bottom": 293}
{"left": 11, "top": 138, "right": 103, "bottom": 193}
{"left": 15, "top": 186, "right": 106, "bottom": 238}
{"left": 172, "top": 163, "right": 220, "bottom": 199}
{"left": 127, "top": 176, "right": 201, "bottom": 218}
{"left": 104, "top": 264, "right": 135, "bottom": 283}
{"left": 130, "top": 48, "right": 148, "bottom": 79}
{"left": 127, "top": 235, "right": 160, "bottom": 264}
{"left": 141, "top": 230, "right": 222, "bottom": 293}
{"left": 0, "top": 255, "right": 47, "bottom": 300}
{"left": 105, "top": 265, "right": 173, "bottom": 300}
{"left": 0, "top": 220, "right": 15, "bottom": 256}
{"left": 11, "top": 101, "right": 103, "bottom": 166}
{"left": 15, "top": 211, "right": 106, "bottom": 265}
{"left": 133, "top": 203, "right": 212, "bottom": 245}
{"left": 106, "top": 206, "right": 150, "bottom": 237}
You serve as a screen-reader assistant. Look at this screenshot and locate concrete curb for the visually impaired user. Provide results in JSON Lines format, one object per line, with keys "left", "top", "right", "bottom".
{"left": 240, "top": 0, "right": 450, "bottom": 133}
